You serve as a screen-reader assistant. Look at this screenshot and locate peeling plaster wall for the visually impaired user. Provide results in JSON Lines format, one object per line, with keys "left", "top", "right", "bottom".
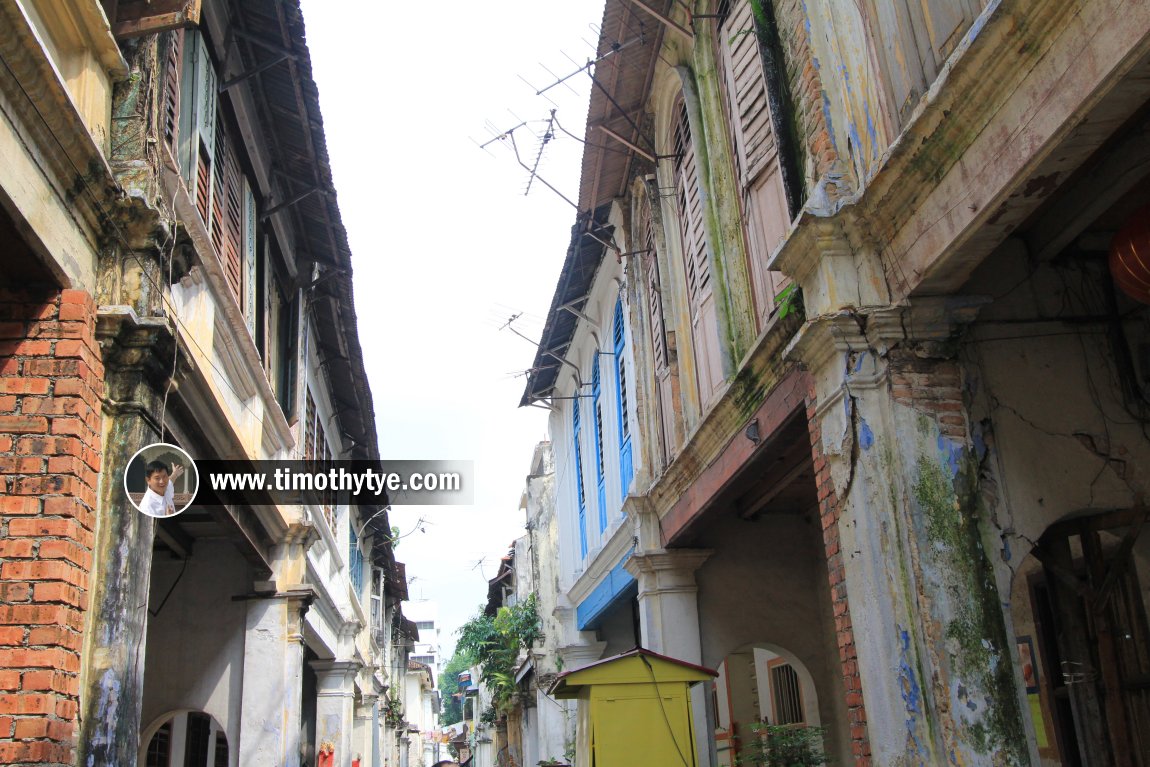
{"left": 834, "top": 381, "right": 1027, "bottom": 765}
{"left": 961, "top": 241, "right": 1150, "bottom": 551}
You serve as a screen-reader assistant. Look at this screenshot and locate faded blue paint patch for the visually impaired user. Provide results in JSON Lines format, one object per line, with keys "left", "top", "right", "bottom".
{"left": 964, "top": 0, "right": 998, "bottom": 45}
{"left": 937, "top": 434, "right": 963, "bottom": 477}
{"left": 972, "top": 424, "right": 987, "bottom": 462}
{"left": 864, "top": 102, "right": 878, "bottom": 160}
{"left": 822, "top": 90, "right": 838, "bottom": 152}
{"left": 1001, "top": 536, "right": 1012, "bottom": 563}
{"left": 898, "top": 627, "right": 931, "bottom": 762}
{"left": 853, "top": 351, "right": 867, "bottom": 373}
{"left": 859, "top": 418, "right": 874, "bottom": 451}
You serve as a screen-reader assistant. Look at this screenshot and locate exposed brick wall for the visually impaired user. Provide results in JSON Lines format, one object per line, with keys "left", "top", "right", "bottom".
{"left": 806, "top": 385, "right": 872, "bottom": 766}
{"left": 889, "top": 349, "right": 967, "bottom": 441}
{"left": 773, "top": 0, "right": 840, "bottom": 189}
{"left": 0, "top": 287, "right": 102, "bottom": 766}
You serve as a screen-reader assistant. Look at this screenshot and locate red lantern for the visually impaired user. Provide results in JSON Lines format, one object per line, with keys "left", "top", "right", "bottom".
{"left": 1110, "top": 204, "right": 1150, "bottom": 304}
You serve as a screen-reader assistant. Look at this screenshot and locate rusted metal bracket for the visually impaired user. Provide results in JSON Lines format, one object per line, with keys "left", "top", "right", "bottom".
{"left": 261, "top": 186, "right": 327, "bottom": 221}
{"left": 558, "top": 298, "right": 597, "bottom": 327}
{"left": 594, "top": 124, "right": 656, "bottom": 162}
{"left": 219, "top": 52, "right": 294, "bottom": 93}
{"left": 629, "top": 0, "right": 693, "bottom": 41}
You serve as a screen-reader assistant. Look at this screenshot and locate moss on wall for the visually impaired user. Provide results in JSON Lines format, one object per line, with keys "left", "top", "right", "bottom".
{"left": 912, "top": 451, "right": 1027, "bottom": 765}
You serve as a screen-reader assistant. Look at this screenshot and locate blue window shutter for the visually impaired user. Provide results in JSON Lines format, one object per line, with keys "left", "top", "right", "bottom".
{"left": 573, "top": 402, "right": 588, "bottom": 558}
{"left": 613, "top": 300, "right": 633, "bottom": 501}
{"left": 592, "top": 356, "right": 607, "bottom": 532}
{"left": 348, "top": 521, "right": 364, "bottom": 598}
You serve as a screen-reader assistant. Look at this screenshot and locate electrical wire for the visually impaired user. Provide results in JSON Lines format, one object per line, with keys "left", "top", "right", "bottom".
{"left": 639, "top": 652, "right": 693, "bottom": 767}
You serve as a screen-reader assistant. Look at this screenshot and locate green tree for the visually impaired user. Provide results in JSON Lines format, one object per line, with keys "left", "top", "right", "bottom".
{"left": 438, "top": 649, "right": 474, "bottom": 726}
{"left": 454, "top": 594, "right": 541, "bottom": 715}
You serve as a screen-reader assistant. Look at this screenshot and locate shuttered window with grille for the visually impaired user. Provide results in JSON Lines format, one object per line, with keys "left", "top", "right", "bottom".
{"left": 172, "top": 29, "right": 257, "bottom": 326}
{"left": 717, "top": 0, "right": 792, "bottom": 329}
{"left": 572, "top": 401, "right": 588, "bottom": 558}
{"left": 641, "top": 192, "right": 678, "bottom": 467}
{"left": 592, "top": 356, "right": 607, "bottom": 532}
{"left": 674, "top": 99, "right": 724, "bottom": 407}
{"left": 161, "top": 30, "right": 183, "bottom": 152}
{"left": 612, "top": 299, "right": 633, "bottom": 500}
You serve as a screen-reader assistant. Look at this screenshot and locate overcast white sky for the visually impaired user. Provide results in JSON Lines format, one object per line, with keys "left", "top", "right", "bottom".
{"left": 298, "top": 1, "right": 607, "bottom": 659}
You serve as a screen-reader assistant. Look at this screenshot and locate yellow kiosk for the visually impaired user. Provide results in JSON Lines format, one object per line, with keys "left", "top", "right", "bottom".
{"left": 549, "top": 647, "right": 717, "bottom": 767}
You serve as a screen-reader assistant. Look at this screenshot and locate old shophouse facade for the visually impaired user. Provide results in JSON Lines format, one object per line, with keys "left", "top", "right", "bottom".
{"left": 0, "top": 1, "right": 416, "bottom": 765}
{"left": 521, "top": 0, "right": 1150, "bottom": 765}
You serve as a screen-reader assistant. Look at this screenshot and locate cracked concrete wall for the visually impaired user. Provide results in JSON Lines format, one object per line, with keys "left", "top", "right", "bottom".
{"left": 802, "top": 300, "right": 1031, "bottom": 765}
{"left": 961, "top": 240, "right": 1150, "bottom": 556}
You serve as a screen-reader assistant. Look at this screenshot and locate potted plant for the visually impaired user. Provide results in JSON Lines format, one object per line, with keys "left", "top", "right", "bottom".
{"left": 736, "top": 723, "right": 829, "bottom": 767}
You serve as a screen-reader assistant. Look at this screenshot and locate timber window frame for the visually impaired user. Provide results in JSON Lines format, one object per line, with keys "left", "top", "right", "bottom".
{"left": 591, "top": 354, "right": 607, "bottom": 533}
{"left": 671, "top": 95, "right": 725, "bottom": 407}
{"left": 715, "top": 0, "right": 794, "bottom": 329}
{"left": 572, "top": 400, "right": 589, "bottom": 559}
{"left": 165, "top": 28, "right": 260, "bottom": 336}
{"left": 864, "top": 0, "right": 984, "bottom": 128}
{"left": 613, "top": 299, "right": 633, "bottom": 500}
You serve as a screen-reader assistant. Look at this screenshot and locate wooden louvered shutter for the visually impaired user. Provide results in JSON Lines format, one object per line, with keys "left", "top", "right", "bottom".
{"left": 675, "top": 102, "right": 710, "bottom": 310}
{"left": 221, "top": 128, "right": 244, "bottom": 305}
{"left": 195, "top": 141, "right": 211, "bottom": 223}
{"left": 208, "top": 116, "right": 243, "bottom": 306}
{"left": 642, "top": 195, "right": 679, "bottom": 466}
{"left": 719, "top": 0, "right": 774, "bottom": 185}
{"left": 719, "top": 1, "right": 792, "bottom": 327}
{"left": 161, "top": 30, "right": 183, "bottom": 152}
{"left": 210, "top": 115, "right": 225, "bottom": 254}
{"left": 674, "top": 100, "right": 724, "bottom": 405}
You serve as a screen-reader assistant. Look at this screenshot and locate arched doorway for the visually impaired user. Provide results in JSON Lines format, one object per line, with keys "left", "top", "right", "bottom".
{"left": 713, "top": 643, "right": 822, "bottom": 766}
{"left": 1009, "top": 508, "right": 1150, "bottom": 766}
{"left": 141, "top": 711, "right": 229, "bottom": 767}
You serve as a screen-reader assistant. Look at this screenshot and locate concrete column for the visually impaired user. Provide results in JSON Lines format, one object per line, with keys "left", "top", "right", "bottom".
{"left": 312, "top": 660, "right": 361, "bottom": 765}
{"left": 237, "top": 589, "right": 312, "bottom": 767}
{"left": 77, "top": 309, "right": 173, "bottom": 766}
{"left": 625, "top": 549, "right": 711, "bottom": 658}
{"left": 355, "top": 692, "right": 378, "bottom": 767}
{"left": 625, "top": 549, "right": 712, "bottom": 767}
{"left": 556, "top": 640, "right": 607, "bottom": 671}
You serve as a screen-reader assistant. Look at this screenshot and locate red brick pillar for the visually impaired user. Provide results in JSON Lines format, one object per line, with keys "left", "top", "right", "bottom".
{"left": 0, "top": 287, "right": 103, "bottom": 766}
{"left": 806, "top": 385, "right": 872, "bottom": 767}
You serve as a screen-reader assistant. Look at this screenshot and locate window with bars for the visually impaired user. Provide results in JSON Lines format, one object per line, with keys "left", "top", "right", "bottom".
{"left": 769, "top": 661, "right": 804, "bottom": 726}
{"left": 613, "top": 299, "right": 633, "bottom": 500}
{"left": 305, "top": 389, "right": 335, "bottom": 530}
{"left": 348, "top": 520, "right": 365, "bottom": 599}
{"left": 592, "top": 355, "right": 607, "bottom": 532}
{"left": 145, "top": 721, "right": 171, "bottom": 767}
{"left": 572, "top": 400, "right": 588, "bottom": 558}
{"left": 164, "top": 29, "right": 258, "bottom": 335}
